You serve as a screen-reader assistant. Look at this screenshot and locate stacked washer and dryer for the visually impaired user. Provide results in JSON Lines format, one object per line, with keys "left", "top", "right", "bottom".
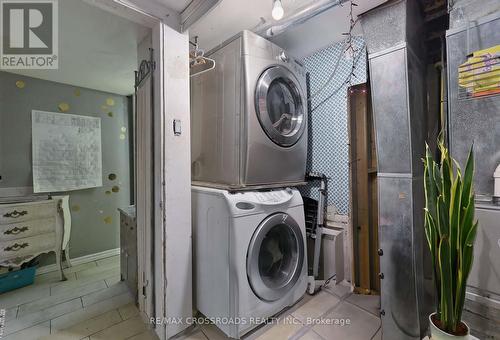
{"left": 191, "top": 30, "right": 309, "bottom": 339}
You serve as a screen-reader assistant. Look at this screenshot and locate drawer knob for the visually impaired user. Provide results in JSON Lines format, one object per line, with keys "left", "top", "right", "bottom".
{"left": 4, "top": 242, "right": 29, "bottom": 251}
{"left": 3, "top": 210, "right": 28, "bottom": 218}
{"left": 4, "top": 226, "right": 29, "bottom": 235}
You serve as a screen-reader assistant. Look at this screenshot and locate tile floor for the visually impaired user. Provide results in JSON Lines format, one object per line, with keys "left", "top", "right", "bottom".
{"left": 0, "top": 255, "right": 381, "bottom": 340}
{"left": 177, "top": 283, "right": 381, "bottom": 340}
{"left": 0, "top": 255, "right": 156, "bottom": 340}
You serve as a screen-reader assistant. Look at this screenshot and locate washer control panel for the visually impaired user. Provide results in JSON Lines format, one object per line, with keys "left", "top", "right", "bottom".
{"left": 254, "top": 189, "right": 292, "bottom": 203}
{"left": 224, "top": 187, "right": 301, "bottom": 215}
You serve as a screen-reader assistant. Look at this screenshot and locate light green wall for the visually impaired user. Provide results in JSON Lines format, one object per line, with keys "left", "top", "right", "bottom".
{"left": 0, "top": 71, "right": 132, "bottom": 259}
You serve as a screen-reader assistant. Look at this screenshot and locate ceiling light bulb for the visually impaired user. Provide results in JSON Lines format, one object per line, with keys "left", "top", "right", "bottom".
{"left": 272, "top": 0, "right": 284, "bottom": 20}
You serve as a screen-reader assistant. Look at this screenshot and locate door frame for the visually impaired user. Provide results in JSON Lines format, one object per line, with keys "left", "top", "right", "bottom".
{"left": 153, "top": 23, "right": 192, "bottom": 340}
{"left": 85, "top": 2, "right": 192, "bottom": 340}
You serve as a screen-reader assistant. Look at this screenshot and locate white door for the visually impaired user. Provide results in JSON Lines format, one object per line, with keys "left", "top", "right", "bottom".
{"left": 137, "top": 20, "right": 191, "bottom": 340}
{"left": 135, "top": 51, "right": 155, "bottom": 320}
{"left": 152, "top": 22, "right": 192, "bottom": 340}
{"left": 136, "top": 21, "right": 192, "bottom": 340}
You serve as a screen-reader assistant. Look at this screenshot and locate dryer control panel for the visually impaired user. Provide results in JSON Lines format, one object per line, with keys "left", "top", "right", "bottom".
{"left": 275, "top": 49, "right": 305, "bottom": 78}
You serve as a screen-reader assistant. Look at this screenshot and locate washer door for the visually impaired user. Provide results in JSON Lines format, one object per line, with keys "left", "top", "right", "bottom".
{"left": 255, "top": 66, "right": 306, "bottom": 147}
{"left": 247, "top": 213, "right": 305, "bottom": 302}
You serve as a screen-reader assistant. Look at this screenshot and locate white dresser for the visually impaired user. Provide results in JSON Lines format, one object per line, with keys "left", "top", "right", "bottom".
{"left": 0, "top": 199, "right": 66, "bottom": 280}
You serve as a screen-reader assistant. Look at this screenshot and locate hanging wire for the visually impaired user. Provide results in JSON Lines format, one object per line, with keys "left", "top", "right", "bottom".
{"left": 308, "top": 39, "right": 347, "bottom": 101}
{"left": 309, "top": 0, "right": 363, "bottom": 113}
{"left": 310, "top": 46, "right": 364, "bottom": 113}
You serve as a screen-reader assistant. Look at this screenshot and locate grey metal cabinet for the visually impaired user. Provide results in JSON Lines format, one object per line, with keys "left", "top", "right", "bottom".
{"left": 119, "top": 206, "right": 137, "bottom": 300}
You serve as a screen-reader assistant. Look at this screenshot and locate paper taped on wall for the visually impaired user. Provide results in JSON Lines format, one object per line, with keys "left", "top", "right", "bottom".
{"left": 32, "top": 110, "right": 103, "bottom": 193}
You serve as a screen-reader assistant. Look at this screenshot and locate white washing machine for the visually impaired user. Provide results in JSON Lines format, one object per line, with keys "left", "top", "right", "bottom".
{"left": 192, "top": 186, "right": 308, "bottom": 338}
{"left": 191, "top": 30, "right": 308, "bottom": 189}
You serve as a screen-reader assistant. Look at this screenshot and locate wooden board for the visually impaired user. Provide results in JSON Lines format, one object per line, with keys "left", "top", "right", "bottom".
{"left": 348, "top": 83, "right": 380, "bottom": 294}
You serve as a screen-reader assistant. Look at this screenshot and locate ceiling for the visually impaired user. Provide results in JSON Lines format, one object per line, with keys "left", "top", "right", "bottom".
{"left": 3, "top": 0, "right": 387, "bottom": 95}
{"left": 271, "top": 0, "right": 387, "bottom": 58}
{"left": 5, "top": 0, "right": 150, "bottom": 96}
{"left": 187, "top": 0, "right": 314, "bottom": 52}
{"left": 157, "top": 0, "right": 192, "bottom": 13}
{"left": 187, "top": 0, "right": 387, "bottom": 58}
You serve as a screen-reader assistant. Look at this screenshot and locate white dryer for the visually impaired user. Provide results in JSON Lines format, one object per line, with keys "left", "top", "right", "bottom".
{"left": 192, "top": 186, "right": 307, "bottom": 338}
{"left": 191, "top": 30, "right": 308, "bottom": 189}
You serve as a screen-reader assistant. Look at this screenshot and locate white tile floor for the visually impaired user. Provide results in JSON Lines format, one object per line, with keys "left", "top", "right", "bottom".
{"left": 177, "top": 283, "right": 381, "bottom": 340}
{"left": 0, "top": 255, "right": 156, "bottom": 340}
{"left": 0, "top": 256, "right": 381, "bottom": 340}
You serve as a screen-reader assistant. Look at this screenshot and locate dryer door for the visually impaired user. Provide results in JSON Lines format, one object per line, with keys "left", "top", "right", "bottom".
{"left": 255, "top": 66, "right": 306, "bottom": 147}
{"left": 247, "top": 212, "right": 305, "bottom": 302}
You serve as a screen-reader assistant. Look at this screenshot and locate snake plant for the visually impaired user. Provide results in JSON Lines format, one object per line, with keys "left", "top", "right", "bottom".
{"left": 423, "top": 140, "right": 478, "bottom": 334}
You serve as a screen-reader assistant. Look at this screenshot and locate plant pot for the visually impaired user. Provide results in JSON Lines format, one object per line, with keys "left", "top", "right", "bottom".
{"left": 429, "top": 312, "right": 470, "bottom": 340}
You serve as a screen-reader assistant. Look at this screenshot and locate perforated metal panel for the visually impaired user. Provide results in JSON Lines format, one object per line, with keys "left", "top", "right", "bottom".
{"left": 300, "top": 37, "right": 367, "bottom": 214}
{"left": 447, "top": 14, "right": 500, "bottom": 197}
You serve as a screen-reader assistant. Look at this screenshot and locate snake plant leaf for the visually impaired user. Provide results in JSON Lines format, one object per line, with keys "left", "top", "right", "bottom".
{"left": 433, "top": 162, "right": 442, "bottom": 195}
{"left": 456, "top": 221, "right": 478, "bottom": 323}
{"left": 424, "top": 210, "right": 434, "bottom": 252}
{"left": 424, "top": 140, "right": 477, "bottom": 334}
{"left": 449, "top": 172, "right": 462, "bottom": 289}
{"left": 424, "top": 145, "right": 438, "bottom": 221}
{"left": 440, "top": 143, "right": 453, "bottom": 209}
{"left": 438, "top": 235, "right": 454, "bottom": 330}
{"left": 460, "top": 197, "right": 475, "bottom": 249}
{"left": 437, "top": 195, "right": 448, "bottom": 238}
{"left": 425, "top": 210, "right": 441, "bottom": 302}
{"left": 449, "top": 172, "right": 462, "bottom": 233}
{"left": 463, "top": 221, "right": 478, "bottom": 276}
{"left": 461, "top": 146, "right": 474, "bottom": 215}
{"left": 424, "top": 211, "right": 438, "bottom": 262}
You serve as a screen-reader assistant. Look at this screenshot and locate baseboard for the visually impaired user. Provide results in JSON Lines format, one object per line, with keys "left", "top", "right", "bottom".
{"left": 36, "top": 247, "right": 120, "bottom": 275}
{"left": 466, "top": 290, "right": 500, "bottom": 310}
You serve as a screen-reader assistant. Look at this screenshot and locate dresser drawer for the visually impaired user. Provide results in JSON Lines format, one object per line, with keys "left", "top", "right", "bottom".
{"left": 0, "top": 201, "right": 56, "bottom": 224}
{"left": 0, "top": 233, "right": 56, "bottom": 261}
{"left": 0, "top": 217, "right": 56, "bottom": 241}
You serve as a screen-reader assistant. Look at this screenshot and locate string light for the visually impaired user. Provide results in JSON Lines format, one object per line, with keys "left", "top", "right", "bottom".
{"left": 342, "top": 0, "right": 359, "bottom": 88}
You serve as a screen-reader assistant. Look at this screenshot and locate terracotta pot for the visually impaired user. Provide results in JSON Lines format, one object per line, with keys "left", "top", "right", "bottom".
{"left": 429, "top": 313, "right": 470, "bottom": 340}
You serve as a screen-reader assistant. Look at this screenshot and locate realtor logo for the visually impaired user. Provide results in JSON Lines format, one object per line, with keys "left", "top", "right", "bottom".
{"left": 0, "top": 0, "right": 58, "bottom": 69}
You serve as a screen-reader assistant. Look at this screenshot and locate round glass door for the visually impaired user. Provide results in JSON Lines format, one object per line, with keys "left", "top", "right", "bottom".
{"left": 247, "top": 213, "right": 305, "bottom": 302}
{"left": 255, "top": 66, "right": 306, "bottom": 147}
